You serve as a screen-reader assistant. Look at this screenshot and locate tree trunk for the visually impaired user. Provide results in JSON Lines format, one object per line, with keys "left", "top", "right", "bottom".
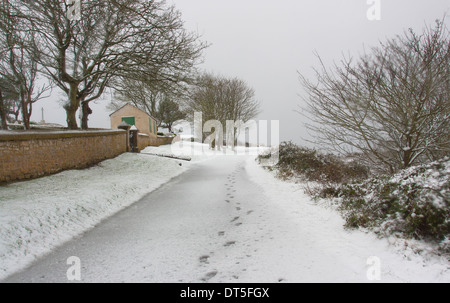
{"left": 13, "top": 107, "right": 20, "bottom": 123}
{"left": 66, "top": 106, "right": 78, "bottom": 129}
{"left": 26, "top": 99, "right": 32, "bottom": 129}
{"left": 65, "top": 84, "right": 80, "bottom": 129}
{"left": 81, "top": 100, "right": 92, "bottom": 130}
{"left": 0, "top": 88, "right": 8, "bottom": 130}
{"left": 20, "top": 88, "right": 31, "bottom": 130}
{"left": 22, "top": 106, "right": 30, "bottom": 130}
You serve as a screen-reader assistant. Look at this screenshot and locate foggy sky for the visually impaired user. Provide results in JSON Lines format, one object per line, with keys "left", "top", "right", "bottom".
{"left": 33, "top": 0, "right": 450, "bottom": 146}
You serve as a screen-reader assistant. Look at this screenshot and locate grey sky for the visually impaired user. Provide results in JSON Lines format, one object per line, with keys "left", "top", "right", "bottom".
{"left": 33, "top": 0, "right": 450, "bottom": 145}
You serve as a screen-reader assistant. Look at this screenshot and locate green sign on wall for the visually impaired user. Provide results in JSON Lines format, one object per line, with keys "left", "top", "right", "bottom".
{"left": 122, "top": 117, "right": 135, "bottom": 126}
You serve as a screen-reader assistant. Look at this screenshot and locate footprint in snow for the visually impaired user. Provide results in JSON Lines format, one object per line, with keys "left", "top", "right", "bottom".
{"left": 199, "top": 255, "right": 210, "bottom": 264}
{"left": 224, "top": 241, "right": 236, "bottom": 247}
{"left": 201, "top": 271, "right": 218, "bottom": 281}
{"left": 230, "top": 216, "right": 240, "bottom": 222}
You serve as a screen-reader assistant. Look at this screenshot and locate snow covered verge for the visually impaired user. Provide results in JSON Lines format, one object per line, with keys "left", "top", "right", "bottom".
{"left": 319, "top": 158, "right": 450, "bottom": 254}
{"left": 258, "top": 142, "right": 449, "bottom": 258}
{"left": 245, "top": 157, "right": 450, "bottom": 282}
{"left": 0, "top": 149, "right": 195, "bottom": 281}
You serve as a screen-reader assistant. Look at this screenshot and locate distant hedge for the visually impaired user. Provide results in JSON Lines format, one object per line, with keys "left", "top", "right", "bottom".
{"left": 272, "top": 141, "right": 369, "bottom": 184}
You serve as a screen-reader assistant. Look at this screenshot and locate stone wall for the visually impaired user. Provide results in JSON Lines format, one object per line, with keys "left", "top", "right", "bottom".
{"left": 137, "top": 134, "right": 180, "bottom": 149}
{"left": 0, "top": 130, "right": 127, "bottom": 183}
{"left": 137, "top": 133, "right": 151, "bottom": 152}
{"left": 154, "top": 135, "right": 180, "bottom": 147}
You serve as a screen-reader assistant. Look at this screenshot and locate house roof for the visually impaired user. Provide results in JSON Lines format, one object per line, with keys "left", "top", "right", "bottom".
{"left": 109, "top": 103, "right": 158, "bottom": 122}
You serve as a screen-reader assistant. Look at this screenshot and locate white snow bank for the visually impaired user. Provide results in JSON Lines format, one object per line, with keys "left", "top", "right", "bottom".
{"left": 0, "top": 151, "right": 192, "bottom": 280}
{"left": 142, "top": 141, "right": 272, "bottom": 164}
{"left": 245, "top": 157, "right": 450, "bottom": 283}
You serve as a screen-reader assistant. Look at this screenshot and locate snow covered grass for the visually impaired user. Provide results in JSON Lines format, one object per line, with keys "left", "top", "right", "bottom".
{"left": 261, "top": 141, "right": 449, "bottom": 258}
{"left": 0, "top": 142, "right": 268, "bottom": 281}
{"left": 142, "top": 141, "right": 217, "bottom": 163}
{"left": 245, "top": 157, "right": 450, "bottom": 282}
{"left": 321, "top": 158, "right": 450, "bottom": 253}
{"left": 142, "top": 141, "right": 271, "bottom": 164}
{"left": 0, "top": 151, "right": 192, "bottom": 281}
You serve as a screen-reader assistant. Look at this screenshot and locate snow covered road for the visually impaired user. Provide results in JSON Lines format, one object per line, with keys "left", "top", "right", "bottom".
{"left": 2, "top": 154, "right": 449, "bottom": 283}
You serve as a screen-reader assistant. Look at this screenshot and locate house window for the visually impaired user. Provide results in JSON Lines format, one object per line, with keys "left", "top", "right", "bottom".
{"left": 122, "top": 116, "right": 135, "bottom": 126}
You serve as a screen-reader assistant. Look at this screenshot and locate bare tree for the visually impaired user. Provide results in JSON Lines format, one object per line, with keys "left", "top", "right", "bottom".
{"left": 299, "top": 20, "right": 449, "bottom": 173}
{"left": 22, "top": 0, "right": 206, "bottom": 129}
{"left": 0, "top": 0, "right": 51, "bottom": 129}
{"left": 185, "top": 73, "right": 261, "bottom": 147}
{"left": 0, "top": 77, "right": 20, "bottom": 129}
{"left": 111, "top": 77, "right": 171, "bottom": 120}
{"left": 0, "top": 79, "right": 11, "bottom": 129}
{"left": 0, "top": 87, "right": 6, "bottom": 129}
{"left": 157, "top": 95, "right": 185, "bottom": 133}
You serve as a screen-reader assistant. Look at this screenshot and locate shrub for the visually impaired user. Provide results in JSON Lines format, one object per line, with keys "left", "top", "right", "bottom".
{"left": 271, "top": 141, "right": 369, "bottom": 184}
{"left": 266, "top": 142, "right": 449, "bottom": 252}
{"left": 330, "top": 158, "right": 449, "bottom": 248}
